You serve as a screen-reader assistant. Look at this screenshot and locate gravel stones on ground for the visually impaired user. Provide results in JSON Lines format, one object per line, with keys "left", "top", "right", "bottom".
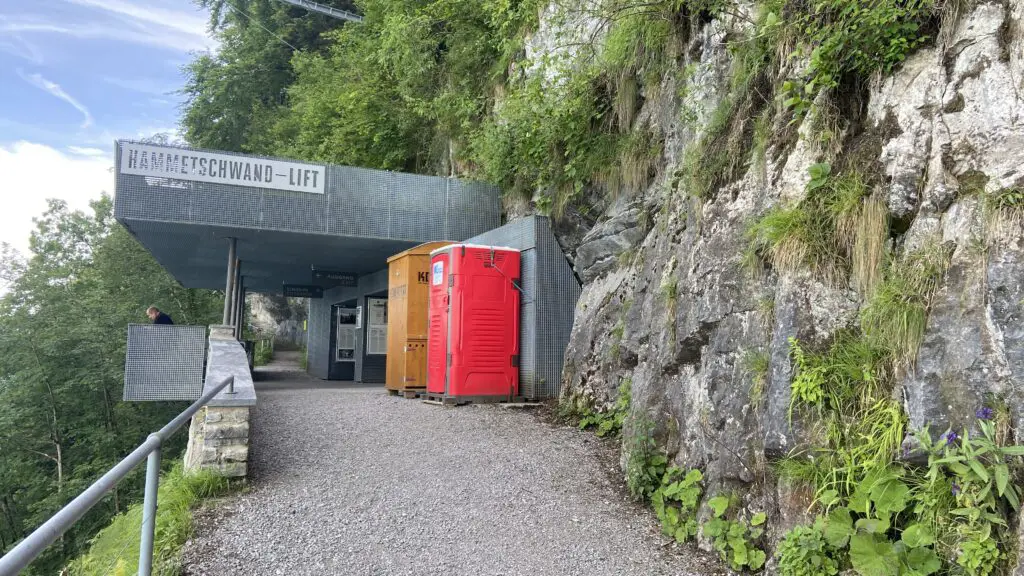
{"left": 181, "top": 375, "right": 717, "bottom": 576}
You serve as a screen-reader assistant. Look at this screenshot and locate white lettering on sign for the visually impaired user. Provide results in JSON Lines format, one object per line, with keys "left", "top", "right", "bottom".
{"left": 119, "top": 142, "right": 326, "bottom": 194}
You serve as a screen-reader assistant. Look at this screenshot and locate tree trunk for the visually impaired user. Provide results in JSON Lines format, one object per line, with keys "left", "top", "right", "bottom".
{"left": 43, "top": 380, "right": 64, "bottom": 494}
{"left": 54, "top": 442, "right": 63, "bottom": 494}
{"left": 102, "top": 385, "right": 119, "bottom": 434}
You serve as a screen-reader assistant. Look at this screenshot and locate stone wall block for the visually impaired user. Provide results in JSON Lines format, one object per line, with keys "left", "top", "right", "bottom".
{"left": 206, "top": 423, "right": 249, "bottom": 440}
{"left": 185, "top": 406, "right": 251, "bottom": 478}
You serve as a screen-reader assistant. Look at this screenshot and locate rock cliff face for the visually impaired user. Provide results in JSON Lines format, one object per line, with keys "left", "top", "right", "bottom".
{"left": 552, "top": 0, "right": 1024, "bottom": 560}
{"left": 249, "top": 294, "right": 308, "bottom": 348}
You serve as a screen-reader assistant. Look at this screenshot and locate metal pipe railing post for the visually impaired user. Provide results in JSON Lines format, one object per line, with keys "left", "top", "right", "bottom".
{"left": 222, "top": 239, "right": 237, "bottom": 325}
{"left": 0, "top": 376, "right": 234, "bottom": 575}
{"left": 137, "top": 436, "right": 162, "bottom": 576}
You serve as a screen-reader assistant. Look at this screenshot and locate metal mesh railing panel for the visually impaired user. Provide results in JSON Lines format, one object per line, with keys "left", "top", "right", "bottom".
{"left": 123, "top": 324, "right": 207, "bottom": 401}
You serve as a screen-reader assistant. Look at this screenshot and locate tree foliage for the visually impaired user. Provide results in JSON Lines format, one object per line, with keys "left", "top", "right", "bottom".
{"left": 182, "top": 0, "right": 541, "bottom": 174}
{"left": 181, "top": 0, "right": 357, "bottom": 153}
{"left": 0, "top": 197, "right": 222, "bottom": 573}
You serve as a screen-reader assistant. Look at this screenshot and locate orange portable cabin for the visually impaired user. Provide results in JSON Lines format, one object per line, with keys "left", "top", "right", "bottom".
{"left": 385, "top": 241, "right": 452, "bottom": 392}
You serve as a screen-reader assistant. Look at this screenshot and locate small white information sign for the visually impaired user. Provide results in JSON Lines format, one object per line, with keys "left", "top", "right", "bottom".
{"left": 366, "top": 298, "right": 388, "bottom": 356}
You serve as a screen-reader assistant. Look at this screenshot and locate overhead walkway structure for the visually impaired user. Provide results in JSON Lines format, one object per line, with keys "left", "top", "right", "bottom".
{"left": 114, "top": 140, "right": 502, "bottom": 384}
{"left": 114, "top": 141, "right": 500, "bottom": 294}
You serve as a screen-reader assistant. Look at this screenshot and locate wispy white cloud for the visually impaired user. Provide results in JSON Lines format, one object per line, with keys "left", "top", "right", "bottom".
{"left": 0, "top": 34, "right": 44, "bottom": 64}
{"left": 0, "top": 11, "right": 213, "bottom": 53}
{"left": 67, "top": 146, "right": 108, "bottom": 157}
{"left": 102, "top": 76, "right": 175, "bottom": 96}
{"left": 62, "top": 0, "right": 209, "bottom": 40}
{"left": 0, "top": 141, "right": 112, "bottom": 254}
{"left": 19, "top": 71, "right": 94, "bottom": 128}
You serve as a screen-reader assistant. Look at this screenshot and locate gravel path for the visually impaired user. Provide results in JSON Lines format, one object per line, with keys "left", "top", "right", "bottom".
{"left": 181, "top": 359, "right": 715, "bottom": 576}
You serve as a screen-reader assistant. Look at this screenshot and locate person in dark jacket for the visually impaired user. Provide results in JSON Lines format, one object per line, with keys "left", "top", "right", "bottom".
{"left": 147, "top": 306, "right": 174, "bottom": 325}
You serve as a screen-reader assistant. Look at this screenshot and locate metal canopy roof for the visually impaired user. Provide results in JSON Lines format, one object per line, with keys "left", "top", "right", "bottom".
{"left": 113, "top": 141, "right": 501, "bottom": 293}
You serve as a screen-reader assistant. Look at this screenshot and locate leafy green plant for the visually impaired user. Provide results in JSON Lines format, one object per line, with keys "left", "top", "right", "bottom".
{"left": 989, "top": 187, "right": 1023, "bottom": 212}
{"left": 789, "top": 336, "right": 827, "bottom": 415}
{"left": 702, "top": 495, "right": 768, "bottom": 571}
{"left": 919, "top": 418, "right": 1024, "bottom": 514}
{"left": 626, "top": 415, "right": 668, "bottom": 501}
{"left": 956, "top": 525, "right": 1001, "bottom": 576}
{"left": 474, "top": 67, "right": 620, "bottom": 216}
{"left": 986, "top": 188, "right": 1024, "bottom": 235}
{"left": 782, "top": 407, "right": 1024, "bottom": 576}
{"left": 652, "top": 468, "right": 704, "bottom": 542}
{"left": 253, "top": 338, "right": 273, "bottom": 367}
{"left": 808, "top": 162, "right": 833, "bottom": 191}
{"left": 776, "top": 523, "right": 841, "bottom": 576}
{"left": 781, "top": 0, "right": 938, "bottom": 117}
{"left": 786, "top": 335, "right": 904, "bottom": 497}
{"left": 578, "top": 379, "right": 631, "bottom": 438}
{"left": 817, "top": 467, "right": 942, "bottom": 576}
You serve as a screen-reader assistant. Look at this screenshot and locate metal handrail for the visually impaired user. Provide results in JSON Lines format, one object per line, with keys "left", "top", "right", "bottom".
{"left": 0, "top": 376, "right": 236, "bottom": 576}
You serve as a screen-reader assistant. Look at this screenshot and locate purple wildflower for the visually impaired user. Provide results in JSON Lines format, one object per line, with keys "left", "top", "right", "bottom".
{"left": 976, "top": 407, "right": 995, "bottom": 420}
{"left": 952, "top": 483, "right": 961, "bottom": 496}
{"left": 942, "top": 430, "right": 959, "bottom": 446}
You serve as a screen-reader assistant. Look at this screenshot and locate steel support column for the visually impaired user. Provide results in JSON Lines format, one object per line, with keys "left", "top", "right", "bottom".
{"left": 222, "top": 238, "right": 237, "bottom": 325}
{"left": 235, "top": 283, "right": 246, "bottom": 340}
{"left": 230, "top": 261, "right": 242, "bottom": 337}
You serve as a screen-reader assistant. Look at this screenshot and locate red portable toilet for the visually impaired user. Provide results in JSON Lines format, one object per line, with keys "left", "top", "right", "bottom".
{"left": 426, "top": 244, "right": 521, "bottom": 403}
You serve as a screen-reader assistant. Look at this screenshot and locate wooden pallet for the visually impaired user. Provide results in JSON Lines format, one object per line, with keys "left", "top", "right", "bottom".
{"left": 423, "top": 393, "right": 460, "bottom": 406}
{"left": 422, "top": 393, "right": 526, "bottom": 407}
{"left": 387, "top": 387, "right": 427, "bottom": 399}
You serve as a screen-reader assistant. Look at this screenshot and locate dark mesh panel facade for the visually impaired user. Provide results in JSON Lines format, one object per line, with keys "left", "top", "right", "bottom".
{"left": 446, "top": 179, "right": 502, "bottom": 241}
{"left": 465, "top": 217, "right": 582, "bottom": 399}
{"left": 307, "top": 298, "right": 331, "bottom": 379}
{"left": 329, "top": 166, "right": 390, "bottom": 237}
{"left": 114, "top": 141, "right": 500, "bottom": 294}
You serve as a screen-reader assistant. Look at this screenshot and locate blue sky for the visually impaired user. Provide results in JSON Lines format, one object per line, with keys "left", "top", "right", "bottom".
{"left": 0, "top": 0, "right": 214, "bottom": 253}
